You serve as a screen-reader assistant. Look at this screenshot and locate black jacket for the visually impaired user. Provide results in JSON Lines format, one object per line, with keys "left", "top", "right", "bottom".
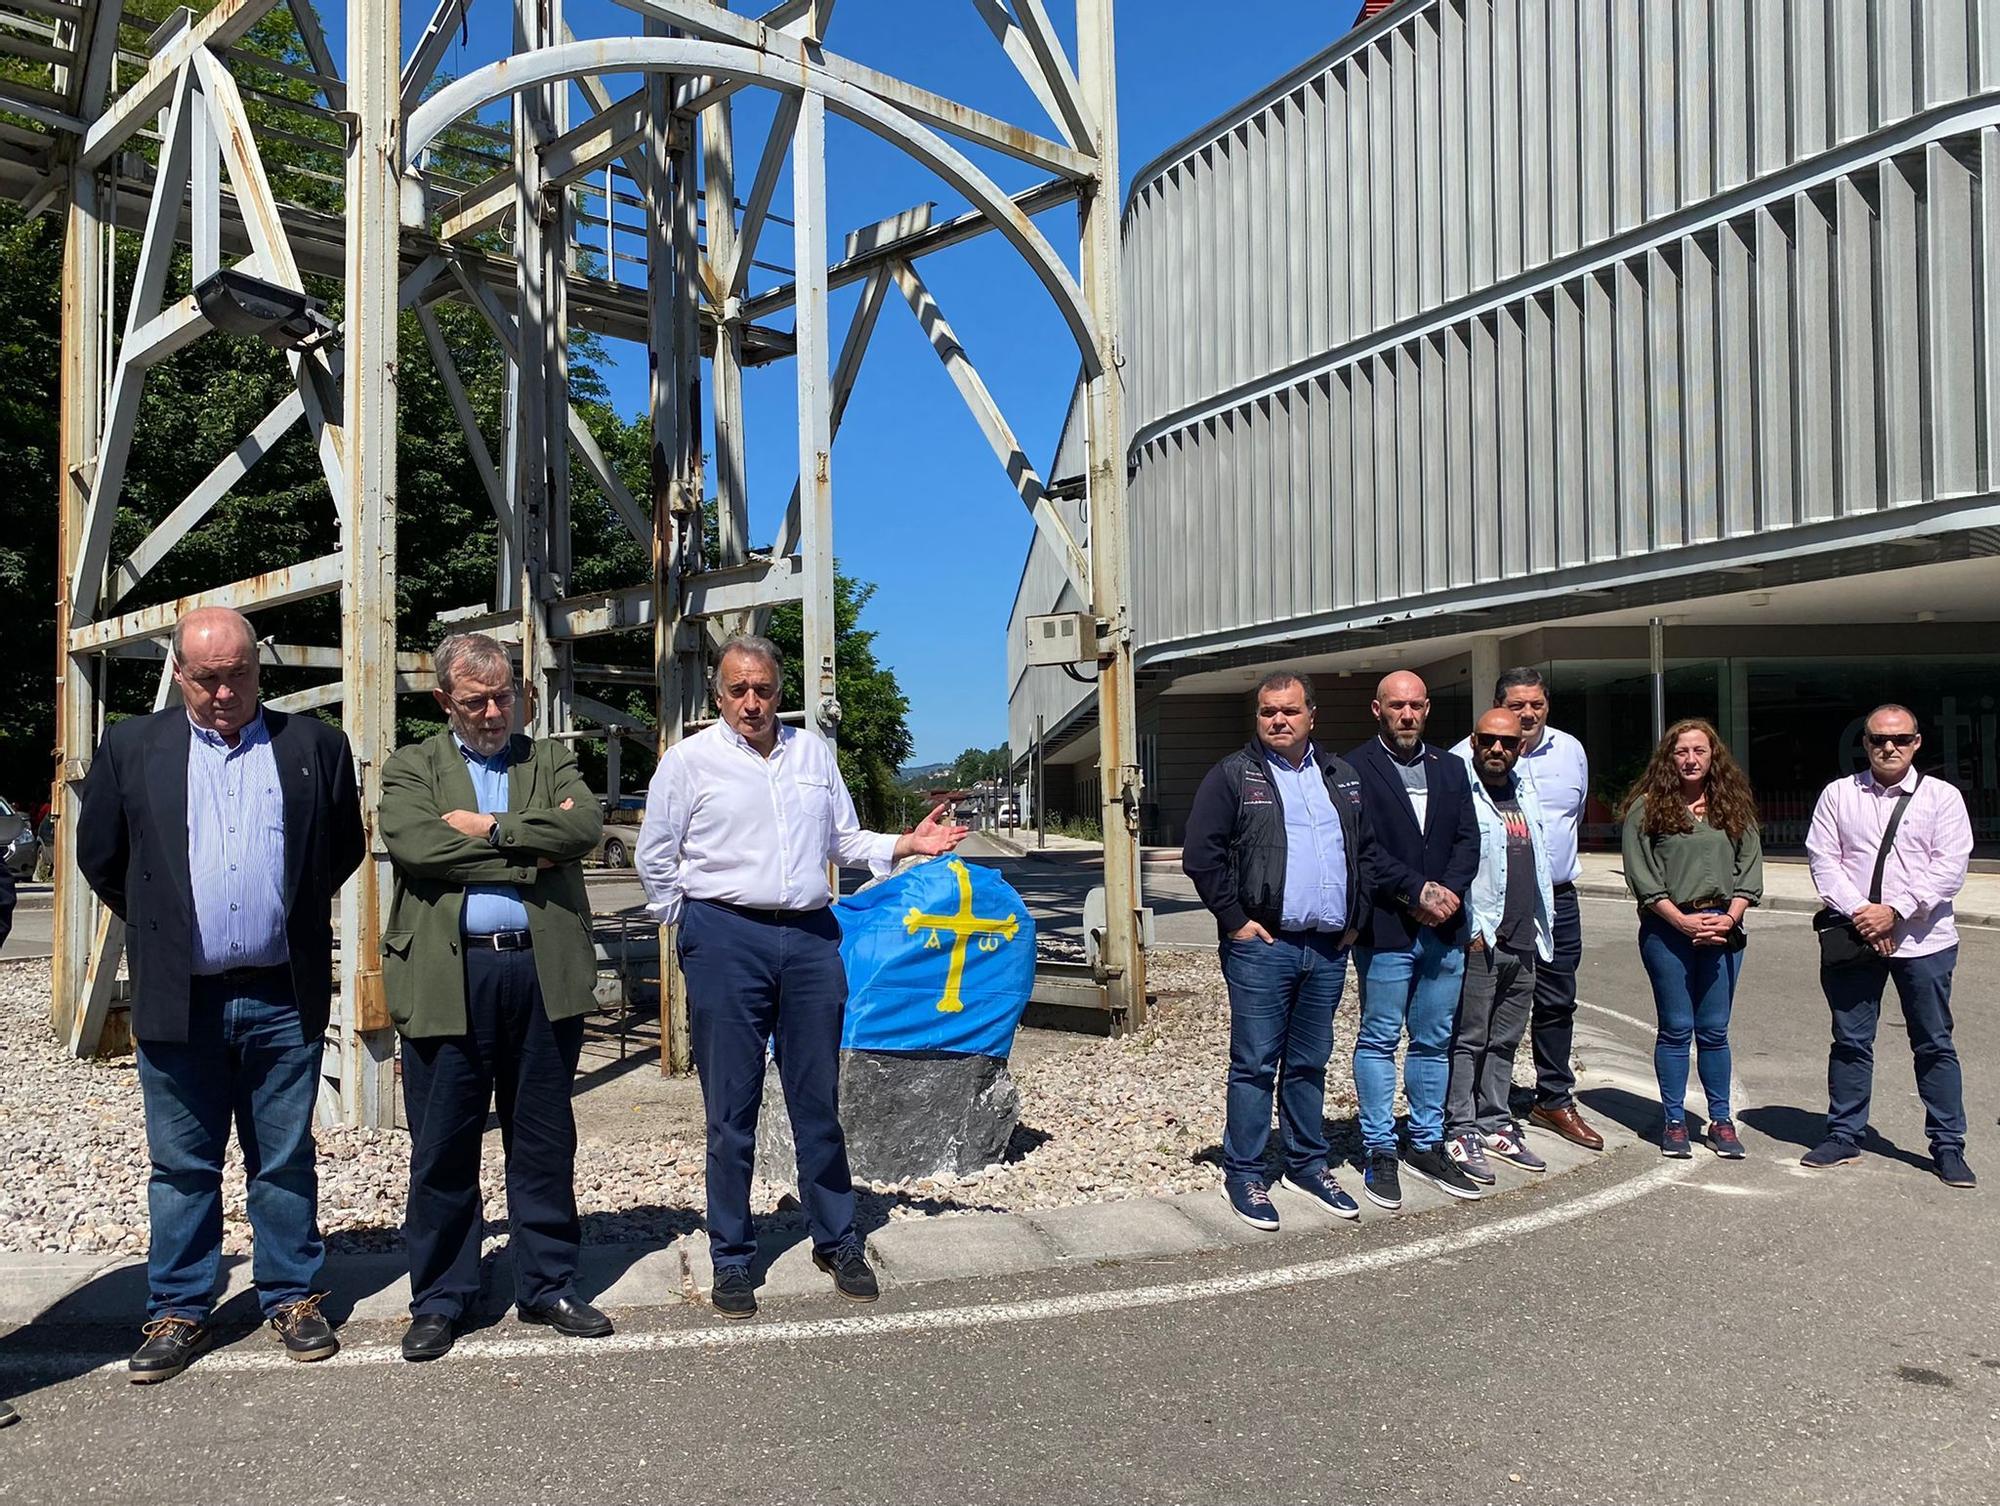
{"left": 1344, "top": 736, "right": 1481, "bottom": 950}
{"left": 0, "top": 851, "right": 14, "bottom": 948}
{"left": 1182, "top": 740, "right": 1371, "bottom": 940}
{"left": 75, "top": 706, "right": 364, "bottom": 1044}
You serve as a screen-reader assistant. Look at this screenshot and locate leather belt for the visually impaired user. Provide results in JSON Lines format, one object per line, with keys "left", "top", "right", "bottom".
{"left": 465, "top": 929, "right": 533, "bottom": 951}
{"left": 1553, "top": 881, "right": 1577, "bottom": 895}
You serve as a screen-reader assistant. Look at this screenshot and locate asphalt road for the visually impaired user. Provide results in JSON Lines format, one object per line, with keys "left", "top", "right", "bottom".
{"left": 2, "top": 892, "right": 1995, "bottom": 1503}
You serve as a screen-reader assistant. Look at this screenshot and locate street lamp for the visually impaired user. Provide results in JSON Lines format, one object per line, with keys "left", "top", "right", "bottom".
{"left": 193, "top": 267, "right": 336, "bottom": 350}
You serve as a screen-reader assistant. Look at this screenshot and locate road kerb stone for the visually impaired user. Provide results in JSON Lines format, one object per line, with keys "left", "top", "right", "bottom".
{"left": 1027, "top": 1198, "right": 1210, "bottom": 1262}
{"left": 866, "top": 1212, "right": 1057, "bottom": 1284}
{"left": 0, "top": 1255, "right": 127, "bottom": 1325}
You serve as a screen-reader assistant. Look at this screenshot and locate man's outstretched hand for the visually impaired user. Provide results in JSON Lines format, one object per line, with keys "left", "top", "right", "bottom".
{"left": 895, "top": 803, "right": 971, "bottom": 859}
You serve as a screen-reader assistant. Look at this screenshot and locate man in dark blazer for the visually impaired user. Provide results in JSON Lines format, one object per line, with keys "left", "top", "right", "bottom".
{"left": 1183, "top": 671, "right": 1373, "bottom": 1233}
{"left": 1346, "top": 670, "right": 1482, "bottom": 1210}
{"left": 75, "top": 607, "right": 362, "bottom": 1382}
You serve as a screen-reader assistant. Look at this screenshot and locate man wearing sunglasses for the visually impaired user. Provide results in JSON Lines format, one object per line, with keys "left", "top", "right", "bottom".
{"left": 378, "top": 632, "right": 612, "bottom": 1360}
{"left": 1803, "top": 705, "right": 1976, "bottom": 1188}
{"left": 1444, "top": 710, "right": 1557, "bottom": 1186}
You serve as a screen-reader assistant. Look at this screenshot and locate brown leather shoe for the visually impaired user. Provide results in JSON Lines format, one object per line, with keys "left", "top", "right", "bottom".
{"left": 1530, "top": 1104, "right": 1604, "bottom": 1151}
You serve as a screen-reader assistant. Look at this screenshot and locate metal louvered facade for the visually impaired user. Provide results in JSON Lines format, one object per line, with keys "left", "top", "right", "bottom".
{"left": 1010, "top": 0, "right": 2000, "bottom": 827}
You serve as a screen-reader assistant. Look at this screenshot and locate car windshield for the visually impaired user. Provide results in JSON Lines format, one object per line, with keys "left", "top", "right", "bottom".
{"left": 0, "top": 796, "right": 13, "bottom": 817}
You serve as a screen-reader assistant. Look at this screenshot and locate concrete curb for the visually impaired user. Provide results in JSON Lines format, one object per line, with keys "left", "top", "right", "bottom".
{"left": 0, "top": 1021, "right": 1659, "bottom": 1333}
{"left": 1574, "top": 882, "right": 2000, "bottom": 929}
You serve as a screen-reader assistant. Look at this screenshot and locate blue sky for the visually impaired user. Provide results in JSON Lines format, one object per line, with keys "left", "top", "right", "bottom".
{"left": 394, "top": 1, "right": 1363, "bottom": 763}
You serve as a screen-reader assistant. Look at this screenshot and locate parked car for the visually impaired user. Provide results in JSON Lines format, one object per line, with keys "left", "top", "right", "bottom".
{"left": 0, "top": 798, "right": 36, "bottom": 879}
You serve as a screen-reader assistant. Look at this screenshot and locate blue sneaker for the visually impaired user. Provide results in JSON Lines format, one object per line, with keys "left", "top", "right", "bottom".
{"left": 1223, "top": 1178, "right": 1280, "bottom": 1231}
{"left": 1483, "top": 1124, "right": 1547, "bottom": 1173}
{"left": 1280, "top": 1167, "right": 1361, "bottom": 1221}
{"left": 1660, "top": 1121, "right": 1692, "bottom": 1159}
{"left": 1362, "top": 1152, "right": 1402, "bottom": 1211}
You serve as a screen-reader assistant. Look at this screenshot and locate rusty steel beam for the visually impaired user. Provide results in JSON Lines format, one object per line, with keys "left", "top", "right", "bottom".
{"left": 78, "top": 0, "right": 283, "bottom": 170}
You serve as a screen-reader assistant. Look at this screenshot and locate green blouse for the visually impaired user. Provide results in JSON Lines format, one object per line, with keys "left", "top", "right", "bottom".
{"left": 1621, "top": 797, "right": 1764, "bottom": 912}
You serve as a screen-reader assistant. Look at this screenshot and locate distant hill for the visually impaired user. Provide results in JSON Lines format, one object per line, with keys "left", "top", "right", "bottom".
{"left": 898, "top": 761, "right": 952, "bottom": 785}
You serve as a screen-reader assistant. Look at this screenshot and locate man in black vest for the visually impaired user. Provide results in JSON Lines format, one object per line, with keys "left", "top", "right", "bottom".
{"left": 1184, "top": 671, "right": 1373, "bottom": 1232}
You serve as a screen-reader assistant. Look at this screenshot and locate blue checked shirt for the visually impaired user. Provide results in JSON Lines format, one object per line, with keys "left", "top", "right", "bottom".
{"left": 456, "top": 735, "right": 530, "bottom": 934}
{"left": 1265, "top": 746, "right": 1349, "bottom": 933}
{"left": 186, "top": 712, "right": 289, "bottom": 973}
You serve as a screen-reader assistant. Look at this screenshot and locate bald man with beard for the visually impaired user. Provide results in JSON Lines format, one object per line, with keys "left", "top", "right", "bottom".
{"left": 1346, "top": 670, "right": 1483, "bottom": 1209}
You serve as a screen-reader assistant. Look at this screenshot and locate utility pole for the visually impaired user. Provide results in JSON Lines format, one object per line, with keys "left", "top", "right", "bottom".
{"left": 1076, "top": 0, "right": 1145, "bottom": 1030}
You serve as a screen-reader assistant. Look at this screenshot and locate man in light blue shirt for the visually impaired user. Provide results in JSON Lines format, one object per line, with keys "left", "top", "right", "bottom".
{"left": 1182, "top": 671, "right": 1372, "bottom": 1233}
{"left": 186, "top": 712, "right": 289, "bottom": 973}
{"left": 1450, "top": 667, "right": 1602, "bottom": 1152}
{"left": 1266, "top": 744, "right": 1350, "bottom": 935}
{"left": 456, "top": 736, "right": 532, "bottom": 937}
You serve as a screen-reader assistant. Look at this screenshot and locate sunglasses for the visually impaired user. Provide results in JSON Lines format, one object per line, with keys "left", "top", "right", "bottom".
{"left": 1865, "top": 732, "right": 1917, "bottom": 749}
{"left": 1474, "top": 733, "right": 1521, "bottom": 750}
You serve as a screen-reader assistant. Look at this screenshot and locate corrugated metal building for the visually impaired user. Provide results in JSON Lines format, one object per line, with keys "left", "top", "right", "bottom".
{"left": 1009, "top": 0, "right": 2000, "bottom": 850}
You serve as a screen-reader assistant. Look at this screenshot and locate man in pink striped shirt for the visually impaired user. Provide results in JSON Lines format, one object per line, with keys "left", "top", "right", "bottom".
{"left": 1802, "top": 704, "right": 1976, "bottom": 1188}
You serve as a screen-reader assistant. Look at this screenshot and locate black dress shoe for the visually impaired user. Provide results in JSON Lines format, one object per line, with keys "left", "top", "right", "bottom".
{"left": 0, "top": 1400, "right": 18, "bottom": 1427}
{"left": 710, "top": 1266, "right": 757, "bottom": 1320}
{"left": 129, "top": 1317, "right": 210, "bottom": 1384}
{"left": 269, "top": 1293, "right": 339, "bottom": 1362}
{"left": 812, "top": 1243, "right": 880, "bottom": 1303}
{"left": 517, "top": 1295, "right": 613, "bottom": 1338}
{"left": 401, "top": 1313, "right": 456, "bottom": 1363}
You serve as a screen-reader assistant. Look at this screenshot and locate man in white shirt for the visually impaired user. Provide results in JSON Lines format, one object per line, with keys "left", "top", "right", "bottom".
{"left": 637, "top": 634, "right": 967, "bottom": 1319}
{"left": 1451, "top": 668, "right": 1602, "bottom": 1151}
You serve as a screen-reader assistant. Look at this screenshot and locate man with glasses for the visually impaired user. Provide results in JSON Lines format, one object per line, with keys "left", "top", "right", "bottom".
{"left": 75, "top": 606, "right": 363, "bottom": 1381}
{"left": 378, "top": 632, "right": 611, "bottom": 1360}
{"left": 1445, "top": 709, "right": 1556, "bottom": 1185}
{"left": 1453, "top": 667, "right": 1603, "bottom": 1153}
{"left": 1803, "top": 705, "right": 1977, "bottom": 1187}
{"left": 636, "top": 634, "right": 967, "bottom": 1320}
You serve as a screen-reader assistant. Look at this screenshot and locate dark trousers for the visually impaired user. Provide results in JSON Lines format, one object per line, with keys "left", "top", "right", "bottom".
{"left": 1823, "top": 946, "right": 1965, "bottom": 1153}
{"left": 135, "top": 967, "right": 321, "bottom": 1321}
{"left": 1448, "top": 946, "right": 1537, "bottom": 1138}
{"left": 1529, "top": 884, "right": 1583, "bottom": 1108}
{"left": 1218, "top": 930, "right": 1350, "bottom": 1182}
{"left": 681, "top": 898, "right": 853, "bottom": 1270}
{"left": 401, "top": 946, "right": 585, "bottom": 1316}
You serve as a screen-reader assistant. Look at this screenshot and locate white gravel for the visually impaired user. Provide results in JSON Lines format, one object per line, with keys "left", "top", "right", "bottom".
{"left": 0, "top": 949, "right": 1535, "bottom": 1257}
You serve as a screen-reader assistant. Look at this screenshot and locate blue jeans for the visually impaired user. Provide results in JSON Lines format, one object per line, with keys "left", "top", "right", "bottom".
{"left": 1355, "top": 928, "right": 1467, "bottom": 1154}
{"left": 1219, "top": 930, "right": 1350, "bottom": 1182}
{"left": 1637, "top": 913, "right": 1741, "bottom": 1124}
{"left": 134, "top": 968, "right": 323, "bottom": 1321}
{"left": 1822, "top": 945, "right": 1964, "bottom": 1153}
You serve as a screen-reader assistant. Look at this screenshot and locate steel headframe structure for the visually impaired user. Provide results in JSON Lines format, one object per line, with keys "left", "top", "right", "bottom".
{"left": 7, "top": 0, "right": 1147, "bottom": 1123}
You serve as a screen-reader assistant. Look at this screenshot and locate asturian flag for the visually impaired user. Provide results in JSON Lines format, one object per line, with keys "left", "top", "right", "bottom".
{"left": 836, "top": 856, "right": 1036, "bottom": 1059}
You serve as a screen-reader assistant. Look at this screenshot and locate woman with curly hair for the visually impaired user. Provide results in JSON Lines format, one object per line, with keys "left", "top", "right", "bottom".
{"left": 1619, "top": 719, "right": 1765, "bottom": 1159}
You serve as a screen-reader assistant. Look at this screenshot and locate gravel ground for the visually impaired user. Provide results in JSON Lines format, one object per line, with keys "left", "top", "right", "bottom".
{"left": 0, "top": 949, "right": 1530, "bottom": 1259}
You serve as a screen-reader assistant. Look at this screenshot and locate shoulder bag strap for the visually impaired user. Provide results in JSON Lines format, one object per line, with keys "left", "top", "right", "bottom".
{"left": 1866, "top": 773, "right": 1920, "bottom": 905}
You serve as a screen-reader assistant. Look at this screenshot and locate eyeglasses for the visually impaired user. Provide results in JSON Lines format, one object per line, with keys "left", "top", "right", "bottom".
{"left": 450, "top": 690, "right": 516, "bottom": 714}
{"left": 1865, "top": 732, "right": 1917, "bottom": 749}
{"left": 1474, "top": 733, "right": 1521, "bottom": 750}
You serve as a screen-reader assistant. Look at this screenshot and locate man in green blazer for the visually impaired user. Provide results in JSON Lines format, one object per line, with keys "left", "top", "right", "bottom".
{"left": 379, "top": 631, "right": 610, "bottom": 1362}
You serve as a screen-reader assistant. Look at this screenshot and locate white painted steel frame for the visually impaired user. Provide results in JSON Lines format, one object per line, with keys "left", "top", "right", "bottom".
{"left": 39, "top": 0, "right": 1149, "bottom": 1107}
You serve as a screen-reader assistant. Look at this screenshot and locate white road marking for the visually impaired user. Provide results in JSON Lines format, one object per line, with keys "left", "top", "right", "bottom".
{"left": 1574, "top": 997, "right": 1752, "bottom": 1132}
{"left": 9, "top": 1161, "right": 1695, "bottom": 1381}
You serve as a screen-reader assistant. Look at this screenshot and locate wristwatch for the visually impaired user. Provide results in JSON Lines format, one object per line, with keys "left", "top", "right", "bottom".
{"left": 484, "top": 817, "right": 502, "bottom": 849}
